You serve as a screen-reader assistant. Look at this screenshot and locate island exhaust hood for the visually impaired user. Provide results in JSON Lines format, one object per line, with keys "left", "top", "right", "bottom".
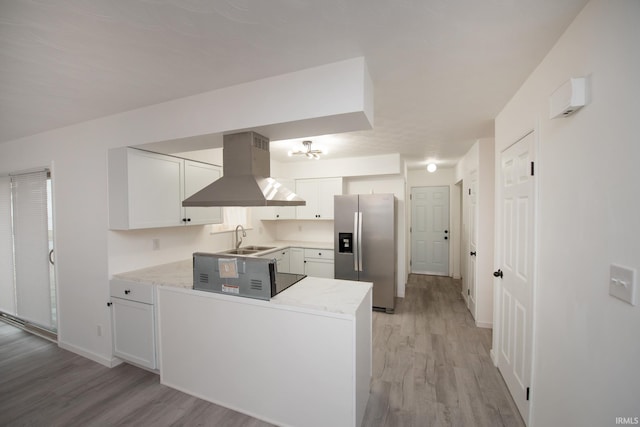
{"left": 182, "top": 131, "right": 305, "bottom": 207}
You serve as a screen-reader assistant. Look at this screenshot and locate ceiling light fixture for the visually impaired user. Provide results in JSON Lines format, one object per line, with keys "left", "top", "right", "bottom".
{"left": 287, "top": 140, "right": 323, "bottom": 160}
{"left": 427, "top": 163, "right": 437, "bottom": 173}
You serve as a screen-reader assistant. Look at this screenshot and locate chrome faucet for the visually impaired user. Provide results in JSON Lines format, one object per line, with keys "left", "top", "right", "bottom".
{"left": 235, "top": 224, "right": 246, "bottom": 249}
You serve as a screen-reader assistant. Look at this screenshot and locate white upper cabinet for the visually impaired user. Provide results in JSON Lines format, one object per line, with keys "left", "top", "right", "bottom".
{"left": 183, "top": 160, "right": 222, "bottom": 225}
{"left": 109, "top": 148, "right": 222, "bottom": 230}
{"left": 295, "top": 178, "right": 342, "bottom": 220}
{"left": 255, "top": 178, "right": 297, "bottom": 220}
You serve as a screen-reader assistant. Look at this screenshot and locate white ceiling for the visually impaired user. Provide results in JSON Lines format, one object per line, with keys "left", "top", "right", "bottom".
{"left": 0, "top": 0, "right": 589, "bottom": 168}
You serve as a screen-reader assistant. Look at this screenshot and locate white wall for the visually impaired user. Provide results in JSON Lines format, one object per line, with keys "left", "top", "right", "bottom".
{"left": 275, "top": 153, "right": 402, "bottom": 179}
{"left": 406, "top": 167, "right": 461, "bottom": 279}
{"left": 494, "top": 1, "right": 640, "bottom": 425}
{"left": 453, "top": 139, "right": 495, "bottom": 327}
{"left": 0, "top": 58, "right": 373, "bottom": 366}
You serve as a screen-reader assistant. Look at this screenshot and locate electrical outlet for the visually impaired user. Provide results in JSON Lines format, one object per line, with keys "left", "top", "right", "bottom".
{"left": 152, "top": 238, "right": 160, "bottom": 250}
{"left": 609, "top": 264, "right": 636, "bottom": 306}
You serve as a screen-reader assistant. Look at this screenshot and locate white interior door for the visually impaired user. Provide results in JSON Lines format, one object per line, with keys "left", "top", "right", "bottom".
{"left": 468, "top": 170, "right": 478, "bottom": 317}
{"left": 411, "top": 186, "right": 450, "bottom": 275}
{"left": 497, "top": 132, "right": 535, "bottom": 423}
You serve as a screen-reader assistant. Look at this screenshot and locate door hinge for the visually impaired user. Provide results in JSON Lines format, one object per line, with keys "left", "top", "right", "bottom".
{"left": 410, "top": 260, "right": 412, "bottom": 266}
{"left": 531, "top": 161, "right": 535, "bottom": 176}
{"left": 526, "top": 387, "right": 530, "bottom": 401}
{"left": 467, "top": 289, "right": 470, "bottom": 295}
{"left": 410, "top": 194, "right": 412, "bottom": 200}
{"left": 468, "top": 188, "right": 471, "bottom": 195}
{"left": 410, "top": 226, "right": 412, "bottom": 233}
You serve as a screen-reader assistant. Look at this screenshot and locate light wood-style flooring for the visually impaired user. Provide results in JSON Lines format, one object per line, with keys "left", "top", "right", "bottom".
{"left": 0, "top": 274, "right": 523, "bottom": 426}
{"left": 361, "top": 274, "right": 524, "bottom": 426}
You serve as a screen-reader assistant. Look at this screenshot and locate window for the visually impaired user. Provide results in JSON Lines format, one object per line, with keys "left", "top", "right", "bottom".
{"left": 210, "top": 207, "right": 251, "bottom": 233}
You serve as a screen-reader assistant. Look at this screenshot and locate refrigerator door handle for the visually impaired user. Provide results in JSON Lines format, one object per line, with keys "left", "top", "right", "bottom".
{"left": 358, "top": 212, "right": 363, "bottom": 272}
{"left": 353, "top": 212, "right": 359, "bottom": 271}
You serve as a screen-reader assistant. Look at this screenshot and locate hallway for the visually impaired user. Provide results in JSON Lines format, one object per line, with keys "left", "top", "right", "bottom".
{"left": 362, "top": 274, "right": 525, "bottom": 426}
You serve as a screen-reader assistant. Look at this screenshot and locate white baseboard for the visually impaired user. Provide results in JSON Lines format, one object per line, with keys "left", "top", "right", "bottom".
{"left": 475, "top": 321, "right": 493, "bottom": 329}
{"left": 58, "top": 340, "right": 122, "bottom": 368}
{"left": 490, "top": 349, "right": 497, "bottom": 366}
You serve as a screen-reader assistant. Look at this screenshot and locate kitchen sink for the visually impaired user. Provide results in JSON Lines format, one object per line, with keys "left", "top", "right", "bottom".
{"left": 219, "top": 248, "right": 261, "bottom": 255}
{"left": 240, "top": 245, "right": 276, "bottom": 251}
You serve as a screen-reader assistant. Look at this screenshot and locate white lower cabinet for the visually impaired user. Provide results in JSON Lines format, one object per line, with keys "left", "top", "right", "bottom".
{"left": 277, "top": 249, "right": 290, "bottom": 273}
{"left": 262, "top": 249, "right": 291, "bottom": 273}
{"left": 303, "top": 248, "right": 335, "bottom": 279}
{"left": 289, "top": 248, "right": 305, "bottom": 275}
{"left": 109, "top": 280, "right": 157, "bottom": 370}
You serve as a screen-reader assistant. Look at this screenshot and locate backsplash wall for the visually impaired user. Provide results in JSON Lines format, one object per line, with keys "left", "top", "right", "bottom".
{"left": 274, "top": 220, "right": 334, "bottom": 243}
{"left": 108, "top": 226, "right": 234, "bottom": 274}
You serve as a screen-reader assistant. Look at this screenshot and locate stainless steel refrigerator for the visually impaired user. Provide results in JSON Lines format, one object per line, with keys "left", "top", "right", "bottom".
{"left": 334, "top": 194, "right": 397, "bottom": 313}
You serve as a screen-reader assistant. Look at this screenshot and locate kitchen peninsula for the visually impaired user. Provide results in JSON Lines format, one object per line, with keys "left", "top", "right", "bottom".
{"left": 111, "top": 258, "right": 372, "bottom": 427}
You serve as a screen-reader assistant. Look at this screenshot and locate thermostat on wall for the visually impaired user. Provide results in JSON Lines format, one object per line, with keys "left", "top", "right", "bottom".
{"left": 549, "top": 77, "right": 587, "bottom": 119}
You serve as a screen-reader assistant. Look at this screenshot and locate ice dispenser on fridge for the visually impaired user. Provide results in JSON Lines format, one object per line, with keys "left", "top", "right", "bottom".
{"left": 338, "top": 233, "right": 353, "bottom": 253}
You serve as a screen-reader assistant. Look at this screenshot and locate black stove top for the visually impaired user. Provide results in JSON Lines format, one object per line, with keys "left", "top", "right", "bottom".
{"left": 274, "top": 272, "right": 306, "bottom": 295}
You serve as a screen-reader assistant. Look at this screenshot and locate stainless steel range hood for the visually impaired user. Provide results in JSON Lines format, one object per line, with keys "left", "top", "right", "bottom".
{"left": 182, "top": 131, "right": 305, "bottom": 207}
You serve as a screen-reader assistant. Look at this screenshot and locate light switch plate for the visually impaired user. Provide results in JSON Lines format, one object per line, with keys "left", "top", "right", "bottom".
{"left": 609, "top": 264, "right": 636, "bottom": 306}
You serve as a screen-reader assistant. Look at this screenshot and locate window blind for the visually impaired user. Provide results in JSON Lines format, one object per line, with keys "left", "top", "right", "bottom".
{"left": 11, "top": 170, "right": 53, "bottom": 329}
{"left": 0, "top": 175, "right": 15, "bottom": 315}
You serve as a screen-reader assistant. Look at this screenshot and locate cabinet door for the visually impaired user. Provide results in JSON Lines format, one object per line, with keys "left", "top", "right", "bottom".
{"left": 317, "top": 178, "right": 342, "bottom": 220}
{"left": 184, "top": 160, "right": 222, "bottom": 225}
{"left": 275, "top": 178, "right": 297, "bottom": 219}
{"left": 111, "top": 297, "right": 157, "bottom": 369}
{"left": 304, "top": 259, "right": 335, "bottom": 278}
{"left": 295, "top": 178, "right": 342, "bottom": 219}
{"left": 278, "top": 249, "right": 290, "bottom": 273}
{"left": 289, "top": 248, "right": 305, "bottom": 274}
{"left": 294, "top": 179, "right": 318, "bottom": 219}
{"left": 128, "top": 149, "right": 184, "bottom": 228}
{"left": 255, "top": 178, "right": 297, "bottom": 220}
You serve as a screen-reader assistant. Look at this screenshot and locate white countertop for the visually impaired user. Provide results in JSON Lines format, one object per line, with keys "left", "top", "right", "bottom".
{"left": 270, "top": 276, "right": 371, "bottom": 314}
{"left": 112, "top": 259, "right": 194, "bottom": 288}
{"left": 269, "top": 240, "right": 333, "bottom": 250}
{"left": 112, "top": 257, "right": 371, "bottom": 315}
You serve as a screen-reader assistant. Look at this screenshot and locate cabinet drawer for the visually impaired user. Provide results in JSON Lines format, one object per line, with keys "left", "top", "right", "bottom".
{"left": 110, "top": 279, "right": 155, "bottom": 304}
{"left": 304, "top": 248, "right": 334, "bottom": 260}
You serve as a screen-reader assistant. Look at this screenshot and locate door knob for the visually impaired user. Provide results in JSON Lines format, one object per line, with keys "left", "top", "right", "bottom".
{"left": 493, "top": 269, "right": 503, "bottom": 278}
{"left": 444, "top": 236, "right": 448, "bottom": 240}
{"left": 470, "top": 251, "right": 476, "bottom": 256}
{"left": 444, "top": 230, "right": 448, "bottom": 233}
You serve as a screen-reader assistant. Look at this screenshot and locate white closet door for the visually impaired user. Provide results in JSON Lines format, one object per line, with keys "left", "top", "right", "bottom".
{"left": 0, "top": 176, "right": 15, "bottom": 315}
{"left": 12, "top": 171, "right": 53, "bottom": 329}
